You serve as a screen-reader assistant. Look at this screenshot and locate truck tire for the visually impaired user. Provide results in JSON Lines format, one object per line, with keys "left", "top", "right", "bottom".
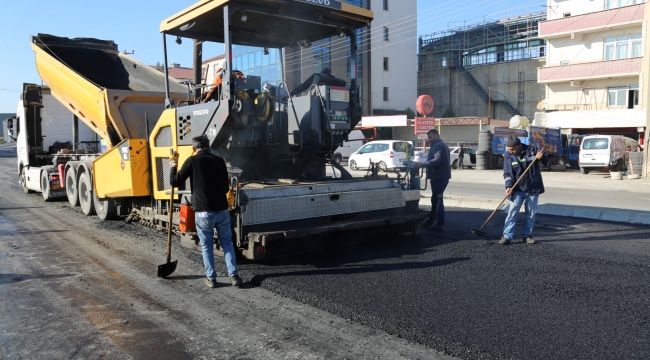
{"left": 20, "top": 168, "right": 33, "bottom": 194}
{"left": 66, "top": 169, "right": 79, "bottom": 207}
{"left": 349, "top": 159, "right": 358, "bottom": 170}
{"left": 580, "top": 167, "right": 590, "bottom": 174}
{"left": 94, "top": 191, "right": 117, "bottom": 220}
{"left": 78, "top": 172, "right": 96, "bottom": 216}
{"left": 41, "top": 171, "right": 52, "bottom": 202}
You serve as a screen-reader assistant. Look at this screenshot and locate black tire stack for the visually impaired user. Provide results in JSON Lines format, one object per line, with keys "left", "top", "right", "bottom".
{"left": 476, "top": 129, "right": 493, "bottom": 171}
{"left": 628, "top": 152, "right": 644, "bottom": 175}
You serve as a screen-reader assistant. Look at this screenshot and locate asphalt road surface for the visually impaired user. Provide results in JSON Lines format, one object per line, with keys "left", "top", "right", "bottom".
{"left": 2, "top": 155, "right": 649, "bottom": 359}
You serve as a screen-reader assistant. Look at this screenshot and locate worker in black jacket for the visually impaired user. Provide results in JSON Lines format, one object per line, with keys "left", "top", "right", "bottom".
{"left": 415, "top": 129, "right": 451, "bottom": 231}
{"left": 169, "top": 135, "right": 242, "bottom": 288}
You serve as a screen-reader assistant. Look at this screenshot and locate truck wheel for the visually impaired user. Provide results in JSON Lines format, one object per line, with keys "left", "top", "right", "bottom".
{"left": 66, "top": 170, "right": 79, "bottom": 207}
{"left": 94, "top": 190, "right": 117, "bottom": 220}
{"left": 20, "top": 168, "right": 33, "bottom": 194}
{"left": 333, "top": 154, "right": 342, "bottom": 165}
{"left": 41, "top": 171, "right": 52, "bottom": 202}
{"left": 349, "top": 159, "right": 358, "bottom": 170}
{"left": 451, "top": 159, "right": 458, "bottom": 169}
{"left": 580, "top": 167, "right": 590, "bottom": 174}
{"left": 78, "top": 172, "right": 96, "bottom": 216}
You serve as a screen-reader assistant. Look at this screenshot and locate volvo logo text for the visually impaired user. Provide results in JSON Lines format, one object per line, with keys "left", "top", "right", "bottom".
{"left": 193, "top": 109, "right": 209, "bottom": 116}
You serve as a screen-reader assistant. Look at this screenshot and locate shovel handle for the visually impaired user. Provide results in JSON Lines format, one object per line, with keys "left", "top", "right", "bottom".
{"left": 166, "top": 148, "right": 175, "bottom": 262}
{"left": 477, "top": 157, "right": 538, "bottom": 231}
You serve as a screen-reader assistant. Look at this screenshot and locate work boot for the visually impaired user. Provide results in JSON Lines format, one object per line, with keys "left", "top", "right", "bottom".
{"left": 429, "top": 224, "right": 445, "bottom": 232}
{"left": 523, "top": 236, "right": 536, "bottom": 244}
{"left": 499, "top": 237, "right": 511, "bottom": 245}
{"left": 206, "top": 279, "right": 217, "bottom": 288}
{"left": 230, "top": 275, "right": 243, "bottom": 287}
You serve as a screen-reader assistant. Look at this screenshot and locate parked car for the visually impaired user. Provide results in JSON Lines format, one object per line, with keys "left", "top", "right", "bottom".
{"left": 579, "top": 135, "right": 631, "bottom": 174}
{"left": 348, "top": 140, "right": 412, "bottom": 170}
{"left": 449, "top": 147, "right": 475, "bottom": 169}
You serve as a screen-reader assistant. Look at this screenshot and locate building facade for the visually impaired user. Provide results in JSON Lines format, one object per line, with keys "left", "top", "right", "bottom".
{"left": 538, "top": 0, "right": 647, "bottom": 144}
{"left": 417, "top": 14, "right": 547, "bottom": 122}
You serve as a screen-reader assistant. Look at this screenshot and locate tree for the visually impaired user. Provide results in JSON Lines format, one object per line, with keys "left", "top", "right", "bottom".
{"left": 405, "top": 106, "right": 416, "bottom": 119}
{"left": 441, "top": 106, "right": 456, "bottom": 118}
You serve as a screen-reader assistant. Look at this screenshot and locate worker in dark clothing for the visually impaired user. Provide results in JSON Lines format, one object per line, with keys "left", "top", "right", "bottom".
{"left": 500, "top": 134, "right": 548, "bottom": 245}
{"left": 458, "top": 144, "right": 465, "bottom": 170}
{"left": 415, "top": 129, "right": 451, "bottom": 231}
{"left": 169, "top": 135, "right": 242, "bottom": 288}
{"left": 290, "top": 67, "right": 347, "bottom": 96}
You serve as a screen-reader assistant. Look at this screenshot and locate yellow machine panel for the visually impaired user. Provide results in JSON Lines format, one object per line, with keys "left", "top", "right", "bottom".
{"left": 93, "top": 139, "right": 151, "bottom": 198}
{"left": 149, "top": 109, "right": 194, "bottom": 201}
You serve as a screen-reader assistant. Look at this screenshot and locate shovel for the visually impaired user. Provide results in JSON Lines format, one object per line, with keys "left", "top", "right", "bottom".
{"left": 471, "top": 157, "right": 539, "bottom": 239}
{"left": 158, "top": 151, "right": 178, "bottom": 278}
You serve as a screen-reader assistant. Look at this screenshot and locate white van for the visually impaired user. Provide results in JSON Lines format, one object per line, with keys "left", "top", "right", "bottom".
{"left": 348, "top": 140, "right": 412, "bottom": 170}
{"left": 579, "top": 135, "right": 630, "bottom": 174}
{"left": 333, "top": 130, "right": 365, "bottom": 164}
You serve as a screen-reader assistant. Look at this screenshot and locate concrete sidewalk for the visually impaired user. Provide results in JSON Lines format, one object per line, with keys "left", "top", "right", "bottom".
{"left": 419, "top": 195, "right": 650, "bottom": 226}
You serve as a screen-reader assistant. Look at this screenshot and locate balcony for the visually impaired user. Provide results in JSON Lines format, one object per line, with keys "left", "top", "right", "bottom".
{"left": 538, "top": 58, "right": 642, "bottom": 83}
{"left": 539, "top": 4, "right": 644, "bottom": 39}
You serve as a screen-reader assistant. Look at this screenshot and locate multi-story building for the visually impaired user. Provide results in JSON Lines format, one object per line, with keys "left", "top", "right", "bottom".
{"left": 417, "top": 14, "right": 547, "bottom": 122}
{"left": 538, "top": 0, "right": 647, "bottom": 145}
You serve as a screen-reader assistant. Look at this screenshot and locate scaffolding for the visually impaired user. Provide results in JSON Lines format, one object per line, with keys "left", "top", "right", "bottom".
{"left": 417, "top": 13, "right": 547, "bottom": 120}
{"left": 419, "top": 13, "right": 546, "bottom": 70}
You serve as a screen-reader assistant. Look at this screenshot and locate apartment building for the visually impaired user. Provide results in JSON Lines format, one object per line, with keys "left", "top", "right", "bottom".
{"left": 538, "top": 0, "right": 647, "bottom": 145}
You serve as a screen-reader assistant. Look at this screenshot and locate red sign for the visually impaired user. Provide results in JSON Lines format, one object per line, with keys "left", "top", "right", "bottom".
{"left": 415, "top": 117, "right": 437, "bottom": 135}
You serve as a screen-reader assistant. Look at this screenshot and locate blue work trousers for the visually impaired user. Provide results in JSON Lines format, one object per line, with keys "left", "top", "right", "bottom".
{"left": 503, "top": 191, "right": 539, "bottom": 240}
{"left": 195, "top": 209, "right": 239, "bottom": 280}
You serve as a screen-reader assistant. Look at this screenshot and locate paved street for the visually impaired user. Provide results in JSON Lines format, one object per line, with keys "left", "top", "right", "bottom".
{"left": 2, "top": 155, "right": 650, "bottom": 360}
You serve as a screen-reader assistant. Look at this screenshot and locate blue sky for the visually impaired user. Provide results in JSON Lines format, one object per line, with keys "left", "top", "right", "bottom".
{"left": 0, "top": 0, "right": 542, "bottom": 112}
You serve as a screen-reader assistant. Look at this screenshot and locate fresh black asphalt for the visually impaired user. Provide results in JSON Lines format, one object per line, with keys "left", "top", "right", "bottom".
{"left": 227, "top": 208, "right": 650, "bottom": 360}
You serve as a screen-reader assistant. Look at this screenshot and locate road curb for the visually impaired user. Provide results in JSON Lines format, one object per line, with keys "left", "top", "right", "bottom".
{"left": 419, "top": 195, "right": 650, "bottom": 226}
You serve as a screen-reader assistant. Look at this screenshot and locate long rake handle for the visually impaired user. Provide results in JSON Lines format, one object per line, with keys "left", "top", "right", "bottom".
{"left": 476, "top": 157, "right": 538, "bottom": 231}
{"left": 166, "top": 186, "right": 174, "bottom": 263}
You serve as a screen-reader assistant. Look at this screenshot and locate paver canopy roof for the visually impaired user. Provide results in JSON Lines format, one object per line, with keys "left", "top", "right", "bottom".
{"left": 160, "top": 0, "right": 374, "bottom": 48}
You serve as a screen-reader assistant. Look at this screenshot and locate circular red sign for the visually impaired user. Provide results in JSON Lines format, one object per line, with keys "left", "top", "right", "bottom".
{"left": 416, "top": 95, "right": 434, "bottom": 115}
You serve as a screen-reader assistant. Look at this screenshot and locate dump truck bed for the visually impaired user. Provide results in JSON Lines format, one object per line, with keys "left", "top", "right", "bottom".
{"left": 32, "top": 34, "right": 186, "bottom": 148}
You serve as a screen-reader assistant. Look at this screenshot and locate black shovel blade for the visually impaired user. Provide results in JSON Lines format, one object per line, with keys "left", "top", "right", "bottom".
{"left": 471, "top": 229, "right": 488, "bottom": 238}
{"left": 157, "top": 260, "right": 178, "bottom": 278}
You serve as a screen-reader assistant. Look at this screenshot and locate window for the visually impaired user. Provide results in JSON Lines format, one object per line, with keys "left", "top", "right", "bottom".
{"left": 605, "top": 34, "right": 642, "bottom": 60}
{"left": 383, "top": 0, "right": 388, "bottom": 10}
{"left": 606, "top": 0, "right": 643, "bottom": 10}
{"left": 608, "top": 86, "right": 627, "bottom": 107}
{"left": 392, "top": 142, "right": 411, "bottom": 152}
{"left": 359, "top": 144, "right": 373, "bottom": 153}
{"left": 372, "top": 143, "right": 389, "bottom": 152}
{"left": 383, "top": 57, "right": 389, "bottom": 71}
{"left": 582, "top": 138, "right": 609, "bottom": 150}
{"left": 383, "top": 87, "right": 389, "bottom": 101}
{"left": 383, "top": 27, "right": 389, "bottom": 41}
{"left": 628, "top": 85, "right": 639, "bottom": 109}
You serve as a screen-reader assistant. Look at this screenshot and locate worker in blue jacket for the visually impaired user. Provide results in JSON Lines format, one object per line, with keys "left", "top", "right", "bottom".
{"left": 500, "top": 134, "right": 548, "bottom": 245}
{"left": 415, "top": 129, "right": 450, "bottom": 231}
